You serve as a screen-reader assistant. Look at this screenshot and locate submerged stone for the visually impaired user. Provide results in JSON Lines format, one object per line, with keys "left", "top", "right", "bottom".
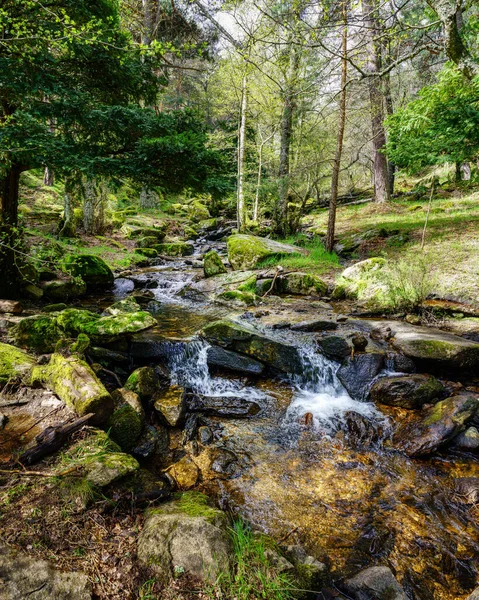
{"left": 227, "top": 234, "right": 308, "bottom": 270}
{"left": 391, "top": 394, "right": 479, "bottom": 457}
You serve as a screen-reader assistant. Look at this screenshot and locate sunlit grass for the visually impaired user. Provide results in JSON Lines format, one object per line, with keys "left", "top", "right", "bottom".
{"left": 258, "top": 235, "right": 340, "bottom": 275}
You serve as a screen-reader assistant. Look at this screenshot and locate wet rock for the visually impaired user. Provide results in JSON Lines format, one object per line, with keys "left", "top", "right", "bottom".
{"left": 154, "top": 385, "right": 186, "bottom": 427}
{"left": 132, "top": 425, "right": 162, "bottom": 460}
{"left": 318, "top": 335, "right": 351, "bottom": 361}
{"left": 0, "top": 545, "right": 92, "bottom": 599}
{"left": 370, "top": 324, "right": 392, "bottom": 342}
{"left": 206, "top": 345, "right": 264, "bottom": 375}
{"left": 337, "top": 354, "right": 385, "bottom": 400}
{"left": 108, "top": 388, "right": 144, "bottom": 451}
{"left": 352, "top": 333, "right": 368, "bottom": 352}
{"left": 104, "top": 296, "right": 141, "bottom": 315}
{"left": 0, "top": 342, "right": 36, "bottom": 385}
{"left": 282, "top": 545, "right": 328, "bottom": 590}
{"left": 0, "top": 300, "right": 22, "bottom": 314}
{"left": 198, "top": 426, "right": 213, "bottom": 445}
{"left": 203, "top": 250, "right": 227, "bottom": 278}
{"left": 387, "top": 352, "right": 416, "bottom": 373}
{"left": 391, "top": 394, "right": 479, "bottom": 457}
{"left": 388, "top": 320, "right": 479, "bottom": 372}
{"left": 452, "top": 426, "right": 479, "bottom": 450}
{"left": 125, "top": 366, "right": 163, "bottom": 400}
{"left": 227, "top": 234, "right": 308, "bottom": 270}
{"left": 31, "top": 353, "right": 113, "bottom": 425}
{"left": 165, "top": 456, "right": 200, "bottom": 489}
{"left": 343, "top": 566, "right": 407, "bottom": 600}
{"left": 454, "top": 478, "right": 479, "bottom": 504}
{"left": 40, "top": 277, "right": 87, "bottom": 300}
{"left": 291, "top": 319, "right": 337, "bottom": 332}
{"left": 468, "top": 587, "right": 479, "bottom": 600}
{"left": 186, "top": 393, "right": 261, "bottom": 418}
{"left": 343, "top": 411, "right": 382, "bottom": 446}
{"left": 201, "top": 319, "right": 302, "bottom": 374}
{"left": 137, "top": 492, "right": 232, "bottom": 584}
{"left": 63, "top": 254, "right": 114, "bottom": 289}
{"left": 370, "top": 374, "right": 444, "bottom": 409}
{"left": 88, "top": 346, "right": 129, "bottom": 365}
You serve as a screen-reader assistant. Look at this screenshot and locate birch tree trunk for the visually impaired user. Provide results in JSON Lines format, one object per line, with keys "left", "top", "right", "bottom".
{"left": 326, "top": 1, "right": 348, "bottom": 252}
{"left": 43, "top": 167, "right": 54, "bottom": 187}
{"left": 58, "top": 177, "right": 76, "bottom": 238}
{"left": 362, "top": 0, "right": 390, "bottom": 204}
{"left": 237, "top": 72, "right": 248, "bottom": 232}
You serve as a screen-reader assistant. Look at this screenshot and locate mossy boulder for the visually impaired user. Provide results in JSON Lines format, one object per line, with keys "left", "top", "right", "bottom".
{"left": 107, "top": 403, "right": 143, "bottom": 452}
{"left": 137, "top": 492, "right": 232, "bottom": 584}
{"left": 391, "top": 394, "right": 479, "bottom": 457}
{"left": 227, "top": 234, "right": 308, "bottom": 270}
{"left": 31, "top": 353, "right": 114, "bottom": 424}
{"left": 275, "top": 272, "right": 327, "bottom": 296}
{"left": 183, "top": 225, "right": 199, "bottom": 240}
{"left": 370, "top": 374, "right": 445, "bottom": 409}
{"left": 201, "top": 319, "right": 302, "bottom": 374}
{"left": 154, "top": 242, "right": 194, "bottom": 257}
{"left": 126, "top": 225, "right": 167, "bottom": 240}
{"left": 198, "top": 218, "right": 218, "bottom": 231}
{"left": 104, "top": 296, "right": 141, "bottom": 316}
{"left": 0, "top": 342, "right": 36, "bottom": 385}
{"left": 86, "top": 452, "right": 140, "bottom": 487}
{"left": 11, "top": 315, "right": 62, "bottom": 352}
{"left": 63, "top": 255, "right": 114, "bottom": 288}
{"left": 188, "top": 200, "right": 210, "bottom": 223}
{"left": 135, "top": 248, "right": 158, "bottom": 258}
{"left": 135, "top": 236, "right": 158, "bottom": 249}
{"left": 125, "top": 366, "right": 161, "bottom": 399}
{"left": 331, "top": 257, "right": 387, "bottom": 303}
{"left": 40, "top": 277, "right": 87, "bottom": 300}
{"left": 203, "top": 250, "right": 227, "bottom": 278}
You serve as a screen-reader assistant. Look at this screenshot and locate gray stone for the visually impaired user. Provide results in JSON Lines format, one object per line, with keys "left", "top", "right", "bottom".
{"left": 343, "top": 566, "right": 407, "bottom": 600}
{"left": 0, "top": 546, "right": 92, "bottom": 599}
{"left": 132, "top": 425, "right": 161, "bottom": 460}
{"left": 369, "top": 374, "right": 444, "bottom": 409}
{"left": 137, "top": 492, "right": 232, "bottom": 584}
{"left": 453, "top": 426, "right": 479, "bottom": 450}
{"left": 291, "top": 319, "right": 337, "bottom": 332}
{"left": 337, "top": 353, "right": 385, "bottom": 400}
{"left": 206, "top": 345, "right": 264, "bottom": 375}
{"left": 318, "top": 335, "right": 351, "bottom": 361}
{"left": 467, "top": 587, "right": 479, "bottom": 600}
{"left": 86, "top": 452, "right": 139, "bottom": 487}
{"left": 186, "top": 394, "right": 261, "bottom": 418}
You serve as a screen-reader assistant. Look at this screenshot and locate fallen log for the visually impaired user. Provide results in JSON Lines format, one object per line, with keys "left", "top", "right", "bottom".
{"left": 19, "top": 413, "right": 94, "bottom": 466}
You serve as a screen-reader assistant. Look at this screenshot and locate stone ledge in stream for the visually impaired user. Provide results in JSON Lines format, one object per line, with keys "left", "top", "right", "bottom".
{"left": 185, "top": 393, "right": 261, "bottom": 418}
{"left": 342, "top": 566, "right": 407, "bottom": 600}
{"left": 200, "top": 319, "right": 302, "bottom": 374}
{"left": 206, "top": 345, "right": 265, "bottom": 375}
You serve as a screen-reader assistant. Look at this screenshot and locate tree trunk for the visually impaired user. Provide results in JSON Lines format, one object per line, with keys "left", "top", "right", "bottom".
{"left": 275, "top": 47, "right": 300, "bottom": 235}
{"left": 384, "top": 70, "right": 395, "bottom": 196}
{"left": 83, "top": 178, "right": 103, "bottom": 235}
{"left": 0, "top": 165, "right": 22, "bottom": 298}
{"left": 455, "top": 161, "right": 462, "bottom": 183}
{"left": 43, "top": 166, "right": 54, "bottom": 187}
{"left": 254, "top": 142, "right": 263, "bottom": 223}
{"left": 326, "top": 1, "right": 348, "bottom": 253}
{"left": 142, "top": 0, "right": 153, "bottom": 45}
{"left": 362, "top": 0, "right": 390, "bottom": 204}
{"left": 237, "top": 72, "right": 248, "bottom": 232}
{"left": 58, "top": 178, "right": 76, "bottom": 239}
{"left": 461, "top": 162, "right": 471, "bottom": 180}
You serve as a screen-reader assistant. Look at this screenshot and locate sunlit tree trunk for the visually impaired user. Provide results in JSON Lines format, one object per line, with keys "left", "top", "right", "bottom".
{"left": 362, "top": 0, "right": 390, "bottom": 204}
{"left": 326, "top": 1, "right": 348, "bottom": 253}
{"left": 237, "top": 72, "right": 248, "bottom": 232}
{"left": 58, "top": 177, "right": 76, "bottom": 238}
{"left": 43, "top": 166, "right": 54, "bottom": 187}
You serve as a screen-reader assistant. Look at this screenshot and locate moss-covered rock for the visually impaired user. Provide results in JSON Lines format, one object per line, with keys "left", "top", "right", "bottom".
{"left": 43, "top": 303, "right": 67, "bottom": 313}
{"left": 203, "top": 250, "right": 227, "bottom": 278}
{"left": 331, "top": 258, "right": 387, "bottom": 304}
{"left": 135, "top": 236, "right": 158, "bottom": 249}
{"left": 227, "top": 234, "right": 308, "bottom": 270}
{"left": 22, "top": 284, "right": 44, "bottom": 300}
{"left": 183, "top": 225, "right": 199, "bottom": 240}
{"left": 201, "top": 319, "right": 302, "bottom": 374}
{"left": 275, "top": 272, "right": 327, "bottom": 296}
{"left": 107, "top": 403, "right": 143, "bottom": 452}
{"left": 153, "top": 242, "right": 194, "bottom": 257}
{"left": 137, "top": 491, "right": 232, "bottom": 584}
{"left": 10, "top": 315, "right": 62, "bottom": 352}
{"left": 188, "top": 200, "right": 210, "bottom": 223}
{"left": 370, "top": 374, "right": 445, "bottom": 409}
{"left": 40, "top": 278, "right": 87, "bottom": 300}
{"left": 63, "top": 255, "right": 114, "bottom": 288}
{"left": 104, "top": 296, "right": 141, "bottom": 316}
{"left": 126, "top": 226, "right": 167, "bottom": 240}
{"left": 0, "top": 342, "right": 36, "bottom": 385}
{"left": 86, "top": 452, "right": 139, "bottom": 487}
{"left": 217, "top": 290, "right": 257, "bottom": 306}
{"left": 198, "top": 217, "right": 218, "bottom": 231}
{"left": 125, "top": 367, "right": 161, "bottom": 399}
{"left": 31, "top": 353, "right": 114, "bottom": 424}
{"left": 135, "top": 247, "right": 158, "bottom": 258}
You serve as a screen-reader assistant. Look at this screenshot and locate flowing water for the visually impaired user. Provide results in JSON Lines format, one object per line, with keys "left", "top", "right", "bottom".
{"left": 123, "top": 262, "right": 479, "bottom": 599}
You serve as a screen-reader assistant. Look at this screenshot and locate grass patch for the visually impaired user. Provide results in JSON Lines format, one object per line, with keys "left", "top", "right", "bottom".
{"left": 258, "top": 236, "right": 340, "bottom": 275}
{"left": 207, "top": 519, "right": 295, "bottom": 600}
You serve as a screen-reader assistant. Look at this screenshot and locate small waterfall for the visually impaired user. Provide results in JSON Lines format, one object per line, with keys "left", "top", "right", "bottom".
{"left": 166, "top": 339, "right": 266, "bottom": 400}
{"left": 283, "top": 343, "right": 385, "bottom": 436}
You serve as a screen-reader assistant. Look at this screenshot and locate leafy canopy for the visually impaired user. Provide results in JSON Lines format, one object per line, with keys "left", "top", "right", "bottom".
{"left": 386, "top": 65, "right": 479, "bottom": 173}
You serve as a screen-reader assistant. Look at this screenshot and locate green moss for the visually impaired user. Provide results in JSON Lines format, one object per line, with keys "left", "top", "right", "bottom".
{"left": 188, "top": 201, "right": 210, "bottom": 223}
{"left": 11, "top": 315, "right": 62, "bottom": 352}
{"left": 136, "top": 236, "right": 158, "bottom": 249}
{"left": 63, "top": 254, "right": 113, "bottom": 287}
{"left": 136, "top": 248, "right": 158, "bottom": 258}
{"left": 108, "top": 404, "right": 142, "bottom": 452}
{"left": 174, "top": 491, "right": 221, "bottom": 521}
{"left": 237, "top": 275, "right": 257, "bottom": 293}
{"left": 125, "top": 367, "right": 158, "bottom": 398}
{"left": 0, "top": 342, "right": 36, "bottom": 384}
{"left": 204, "top": 250, "right": 227, "bottom": 277}
{"left": 71, "top": 333, "right": 90, "bottom": 354}
{"left": 218, "top": 290, "right": 257, "bottom": 306}
{"left": 154, "top": 242, "right": 193, "bottom": 257}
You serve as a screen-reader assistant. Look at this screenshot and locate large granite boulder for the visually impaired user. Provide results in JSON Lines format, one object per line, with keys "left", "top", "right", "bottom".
{"left": 391, "top": 394, "right": 479, "bottom": 457}
{"left": 337, "top": 353, "right": 385, "bottom": 400}
{"left": 40, "top": 277, "right": 87, "bottom": 301}
{"left": 370, "top": 374, "right": 445, "bottom": 409}
{"left": 332, "top": 257, "right": 387, "bottom": 304}
{"left": 274, "top": 272, "right": 327, "bottom": 297}
{"left": 137, "top": 492, "right": 232, "bottom": 584}
{"left": 227, "top": 234, "right": 308, "bottom": 270}
{"left": 201, "top": 319, "right": 302, "bottom": 373}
